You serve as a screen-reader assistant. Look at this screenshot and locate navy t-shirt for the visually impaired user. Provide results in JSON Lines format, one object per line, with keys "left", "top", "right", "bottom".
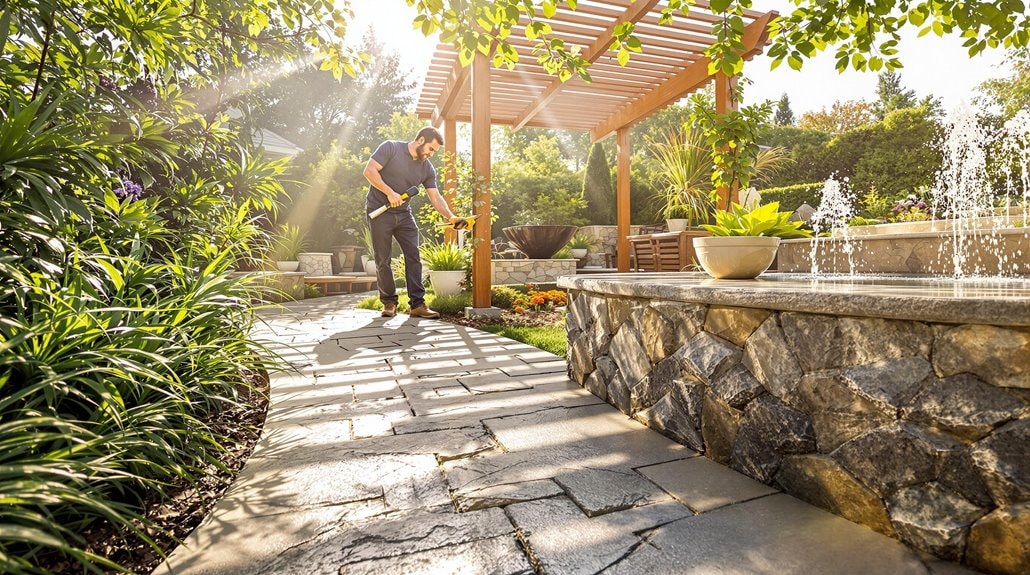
{"left": 365, "top": 141, "right": 438, "bottom": 214}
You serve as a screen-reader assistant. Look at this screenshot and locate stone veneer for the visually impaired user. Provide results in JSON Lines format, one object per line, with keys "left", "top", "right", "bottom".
{"left": 298, "top": 252, "right": 333, "bottom": 276}
{"left": 578, "top": 225, "right": 645, "bottom": 267}
{"left": 492, "top": 258, "right": 577, "bottom": 285}
{"left": 560, "top": 274, "right": 1029, "bottom": 575}
{"left": 779, "top": 228, "right": 1030, "bottom": 275}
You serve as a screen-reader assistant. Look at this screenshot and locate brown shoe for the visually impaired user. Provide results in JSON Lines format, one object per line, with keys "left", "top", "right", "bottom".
{"left": 381, "top": 303, "right": 397, "bottom": 317}
{"left": 408, "top": 305, "right": 441, "bottom": 319}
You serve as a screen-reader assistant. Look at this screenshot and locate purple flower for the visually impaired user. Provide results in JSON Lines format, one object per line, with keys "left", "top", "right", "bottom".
{"left": 98, "top": 74, "right": 117, "bottom": 91}
{"left": 114, "top": 180, "right": 144, "bottom": 202}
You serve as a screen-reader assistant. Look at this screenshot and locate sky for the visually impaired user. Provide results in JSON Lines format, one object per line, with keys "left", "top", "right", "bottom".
{"left": 344, "top": 0, "right": 1014, "bottom": 118}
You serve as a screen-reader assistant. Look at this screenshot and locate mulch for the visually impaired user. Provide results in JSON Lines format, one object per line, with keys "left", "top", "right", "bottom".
{"left": 71, "top": 309, "right": 562, "bottom": 573}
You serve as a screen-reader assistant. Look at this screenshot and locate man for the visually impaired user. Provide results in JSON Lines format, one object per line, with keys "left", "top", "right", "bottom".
{"left": 363, "top": 127, "right": 465, "bottom": 319}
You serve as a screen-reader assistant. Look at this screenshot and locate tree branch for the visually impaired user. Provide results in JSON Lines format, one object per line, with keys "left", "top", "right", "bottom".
{"left": 31, "top": 14, "right": 53, "bottom": 100}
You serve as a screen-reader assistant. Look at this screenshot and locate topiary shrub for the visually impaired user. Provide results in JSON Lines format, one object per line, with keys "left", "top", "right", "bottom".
{"left": 758, "top": 182, "right": 825, "bottom": 212}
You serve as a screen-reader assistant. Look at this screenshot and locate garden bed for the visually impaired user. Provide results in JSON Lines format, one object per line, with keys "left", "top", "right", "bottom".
{"left": 42, "top": 373, "right": 270, "bottom": 575}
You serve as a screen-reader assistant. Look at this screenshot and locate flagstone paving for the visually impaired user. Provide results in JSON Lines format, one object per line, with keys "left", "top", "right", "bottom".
{"left": 159, "top": 294, "right": 982, "bottom": 575}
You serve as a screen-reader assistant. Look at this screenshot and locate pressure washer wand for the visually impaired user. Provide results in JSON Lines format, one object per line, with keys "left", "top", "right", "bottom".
{"left": 435, "top": 215, "right": 478, "bottom": 230}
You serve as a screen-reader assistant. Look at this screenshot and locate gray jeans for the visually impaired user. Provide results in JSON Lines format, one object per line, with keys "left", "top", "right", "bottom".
{"left": 368, "top": 210, "right": 425, "bottom": 309}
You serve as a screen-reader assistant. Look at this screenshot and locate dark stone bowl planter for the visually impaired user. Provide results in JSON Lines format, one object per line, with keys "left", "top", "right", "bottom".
{"left": 503, "top": 225, "right": 578, "bottom": 259}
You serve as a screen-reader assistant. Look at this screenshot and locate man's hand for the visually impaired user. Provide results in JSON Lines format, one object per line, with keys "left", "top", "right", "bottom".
{"left": 385, "top": 189, "right": 403, "bottom": 207}
{"left": 450, "top": 216, "right": 469, "bottom": 230}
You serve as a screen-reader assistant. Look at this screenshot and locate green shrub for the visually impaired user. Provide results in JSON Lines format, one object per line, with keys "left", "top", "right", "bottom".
{"left": 758, "top": 182, "right": 824, "bottom": 211}
{"left": 270, "top": 224, "right": 308, "bottom": 262}
{"left": 566, "top": 233, "right": 598, "bottom": 250}
{"left": 356, "top": 292, "right": 411, "bottom": 312}
{"left": 428, "top": 293, "right": 472, "bottom": 314}
{"left": 304, "top": 283, "right": 324, "bottom": 298}
{"left": 0, "top": 3, "right": 357, "bottom": 569}
{"left": 553, "top": 246, "right": 573, "bottom": 259}
{"left": 420, "top": 241, "right": 470, "bottom": 271}
{"left": 857, "top": 186, "right": 897, "bottom": 219}
{"left": 848, "top": 216, "right": 883, "bottom": 226}
{"left": 490, "top": 286, "right": 523, "bottom": 309}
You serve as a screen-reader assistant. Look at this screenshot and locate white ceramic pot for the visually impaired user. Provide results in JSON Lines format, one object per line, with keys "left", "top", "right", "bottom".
{"left": 276, "top": 260, "right": 300, "bottom": 272}
{"left": 570, "top": 248, "right": 588, "bottom": 258}
{"left": 666, "top": 218, "right": 689, "bottom": 232}
{"left": 365, "top": 260, "right": 377, "bottom": 276}
{"left": 428, "top": 270, "right": 465, "bottom": 296}
{"left": 692, "top": 236, "right": 781, "bottom": 279}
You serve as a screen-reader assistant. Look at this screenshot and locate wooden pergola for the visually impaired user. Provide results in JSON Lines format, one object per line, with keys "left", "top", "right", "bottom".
{"left": 415, "top": 0, "right": 777, "bottom": 309}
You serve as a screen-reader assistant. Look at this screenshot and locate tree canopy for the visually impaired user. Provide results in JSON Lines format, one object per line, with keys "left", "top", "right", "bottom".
{"left": 775, "top": 93, "right": 796, "bottom": 126}
{"left": 977, "top": 47, "right": 1030, "bottom": 119}
{"left": 800, "top": 100, "right": 877, "bottom": 134}
{"left": 405, "top": 0, "right": 1029, "bottom": 83}
{"left": 251, "top": 33, "right": 414, "bottom": 152}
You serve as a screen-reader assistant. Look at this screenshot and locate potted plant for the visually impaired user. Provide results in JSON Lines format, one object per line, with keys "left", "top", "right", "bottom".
{"left": 646, "top": 128, "right": 715, "bottom": 232}
{"left": 420, "top": 240, "right": 470, "bottom": 297}
{"left": 359, "top": 225, "right": 376, "bottom": 275}
{"left": 565, "top": 234, "right": 597, "bottom": 259}
{"left": 269, "top": 224, "right": 308, "bottom": 272}
{"left": 693, "top": 202, "right": 813, "bottom": 279}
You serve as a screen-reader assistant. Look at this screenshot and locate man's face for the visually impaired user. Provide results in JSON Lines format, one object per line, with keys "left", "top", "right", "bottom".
{"left": 416, "top": 137, "right": 441, "bottom": 160}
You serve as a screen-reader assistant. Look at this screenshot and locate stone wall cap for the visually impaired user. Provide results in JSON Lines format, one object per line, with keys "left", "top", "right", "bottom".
{"left": 557, "top": 272, "right": 1030, "bottom": 327}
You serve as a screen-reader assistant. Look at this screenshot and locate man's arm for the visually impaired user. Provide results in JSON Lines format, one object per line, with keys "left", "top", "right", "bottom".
{"left": 363, "top": 158, "right": 403, "bottom": 207}
{"left": 425, "top": 187, "right": 465, "bottom": 227}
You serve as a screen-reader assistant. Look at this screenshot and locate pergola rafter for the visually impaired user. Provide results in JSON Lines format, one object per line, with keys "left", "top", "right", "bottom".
{"left": 511, "top": 0, "right": 660, "bottom": 131}
{"left": 415, "top": 0, "right": 778, "bottom": 309}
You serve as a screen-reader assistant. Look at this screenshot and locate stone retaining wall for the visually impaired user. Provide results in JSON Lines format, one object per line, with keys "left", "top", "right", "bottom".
{"left": 298, "top": 252, "right": 333, "bottom": 276}
{"left": 578, "top": 225, "right": 645, "bottom": 267}
{"left": 492, "top": 258, "right": 577, "bottom": 285}
{"left": 565, "top": 290, "right": 1029, "bottom": 575}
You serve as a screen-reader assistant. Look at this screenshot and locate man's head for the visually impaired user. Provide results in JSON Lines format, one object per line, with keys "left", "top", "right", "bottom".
{"left": 412, "top": 127, "right": 444, "bottom": 160}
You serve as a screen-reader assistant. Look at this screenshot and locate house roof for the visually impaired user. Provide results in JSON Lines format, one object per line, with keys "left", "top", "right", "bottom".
{"left": 415, "top": 0, "right": 777, "bottom": 141}
{"left": 255, "top": 128, "right": 303, "bottom": 159}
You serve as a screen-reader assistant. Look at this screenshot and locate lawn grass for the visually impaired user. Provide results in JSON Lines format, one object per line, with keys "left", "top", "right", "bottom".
{"left": 479, "top": 323, "right": 566, "bottom": 357}
{"left": 356, "top": 291, "right": 411, "bottom": 311}
{"left": 356, "top": 289, "right": 566, "bottom": 356}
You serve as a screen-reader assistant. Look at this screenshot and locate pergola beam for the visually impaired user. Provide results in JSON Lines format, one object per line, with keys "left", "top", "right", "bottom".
{"left": 511, "top": 0, "right": 661, "bottom": 131}
{"left": 430, "top": 57, "right": 471, "bottom": 127}
{"left": 588, "top": 11, "right": 774, "bottom": 142}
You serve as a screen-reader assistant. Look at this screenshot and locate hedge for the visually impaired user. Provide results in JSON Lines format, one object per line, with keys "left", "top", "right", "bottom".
{"left": 757, "top": 182, "right": 825, "bottom": 212}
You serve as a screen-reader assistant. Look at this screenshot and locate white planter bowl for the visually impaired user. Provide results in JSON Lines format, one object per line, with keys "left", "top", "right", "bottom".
{"left": 570, "top": 248, "right": 588, "bottom": 258}
{"left": 428, "top": 270, "right": 465, "bottom": 297}
{"left": 276, "top": 260, "right": 300, "bottom": 272}
{"left": 693, "top": 236, "right": 781, "bottom": 279}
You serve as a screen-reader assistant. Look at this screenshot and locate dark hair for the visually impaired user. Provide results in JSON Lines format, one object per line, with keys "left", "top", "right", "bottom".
{"left": 416, "top": 126, "right": 444, "bottom": 146}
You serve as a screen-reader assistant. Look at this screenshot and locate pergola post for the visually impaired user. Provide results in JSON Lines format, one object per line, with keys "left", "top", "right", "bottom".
{"left": 443, "top": 117, "right": 458, "bottom": 244}
{"left": 616, "top": 127, "right": 631, "bottom": 272}
{"left": 714, "top": 72, "right": 738, "bottom": 211}
{"left": 471, "top": 53, "right": 492, "bottom": 309}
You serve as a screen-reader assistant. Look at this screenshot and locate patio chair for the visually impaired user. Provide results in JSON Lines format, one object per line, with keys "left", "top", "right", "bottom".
{"left": 628, "top": 235, "right": 656, "bottom": 272}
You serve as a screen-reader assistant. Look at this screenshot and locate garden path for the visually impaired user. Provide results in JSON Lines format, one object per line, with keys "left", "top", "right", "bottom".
{"left": 158, "top": 294, "right": 978, "bottom": 575}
